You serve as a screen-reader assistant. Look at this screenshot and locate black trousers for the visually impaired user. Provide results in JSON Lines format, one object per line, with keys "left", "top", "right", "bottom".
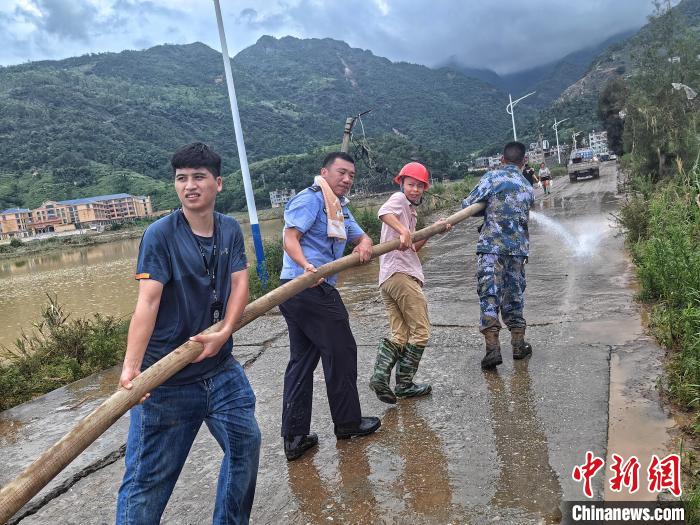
{"left": 279, "top": 281, "right": 362, "bottom": 437}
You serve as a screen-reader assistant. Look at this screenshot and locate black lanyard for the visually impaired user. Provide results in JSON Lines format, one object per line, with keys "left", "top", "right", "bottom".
{"left": 181, "top": 210, "right": 219, "bottom": 301}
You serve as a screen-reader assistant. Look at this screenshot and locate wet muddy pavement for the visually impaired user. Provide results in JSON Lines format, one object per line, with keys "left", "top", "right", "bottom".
{"left": 1, "top": 162, "right": 680, "bottom": 524}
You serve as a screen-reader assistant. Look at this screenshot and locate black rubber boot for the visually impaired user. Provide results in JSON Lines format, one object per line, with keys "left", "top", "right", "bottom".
{"left": 481, "top": 327, "right": 503, "bottom": 370}
{"left": 369, "top": 338, "right": 400, "bottom": 404}
{"left": 511, "top": 327, "right": 533, "bottom": 360}
{"left": 394, "top": 343, "right": 431, "bottom": 398}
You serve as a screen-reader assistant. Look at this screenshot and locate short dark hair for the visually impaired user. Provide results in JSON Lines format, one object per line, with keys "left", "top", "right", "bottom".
{"left": 322, "top": 151, "right": 355, "bottom": 169}
{"left": 503, "top": 142, "right": 526, "bottom": 165}
{"left": 171, "top": 142, "right": 222, "bottom": 178}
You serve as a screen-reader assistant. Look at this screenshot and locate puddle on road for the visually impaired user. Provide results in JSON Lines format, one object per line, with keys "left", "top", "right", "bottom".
{"left": 606, "top": 344, "right": 677, "bottom": 502}
{"left": 285, "top": 402, "right": 457, "bottom": 524}
{"left": 283, "top": 366, "right": 564, "bottom": 524}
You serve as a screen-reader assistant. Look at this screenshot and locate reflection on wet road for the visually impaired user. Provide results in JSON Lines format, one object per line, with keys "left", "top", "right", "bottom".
{"left": 486, "top": 362, "right": 562, "bottom": 523}
{"left": 286, "top": 401, "right": 453, "bottom": 524}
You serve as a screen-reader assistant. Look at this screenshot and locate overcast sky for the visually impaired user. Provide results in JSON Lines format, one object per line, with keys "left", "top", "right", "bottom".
{"left": 0, "top": 0, "right": 656, "bottom": 74}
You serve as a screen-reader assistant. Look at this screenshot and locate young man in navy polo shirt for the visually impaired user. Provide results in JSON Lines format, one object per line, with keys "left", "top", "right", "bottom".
{"left": 278, "top": 151, "right": 381, "bottom": 461}
{"left": 116, "top": 143, "right": 261, "bottom": 524}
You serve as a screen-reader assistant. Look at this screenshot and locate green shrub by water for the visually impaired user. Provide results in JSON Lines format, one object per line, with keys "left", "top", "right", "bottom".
{"left": 0, "top": 295, "right": 128, "bottom": 411}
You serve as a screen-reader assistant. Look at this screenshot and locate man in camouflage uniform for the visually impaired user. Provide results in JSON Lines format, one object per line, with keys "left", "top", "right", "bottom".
{"left": 461, "top": 141, "right": 535, "bottom": 369}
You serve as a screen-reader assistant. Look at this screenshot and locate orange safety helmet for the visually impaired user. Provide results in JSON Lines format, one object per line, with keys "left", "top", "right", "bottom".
{"left": 393, "top": 162, "right": 430, "bottom": 188}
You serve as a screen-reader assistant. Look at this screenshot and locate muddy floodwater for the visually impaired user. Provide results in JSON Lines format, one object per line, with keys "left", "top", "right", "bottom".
{"left": 0, "top": 162, "right": 684, "bottom": 524}
{"left": 0, "top": 218, "right": 286, "bottom": 351}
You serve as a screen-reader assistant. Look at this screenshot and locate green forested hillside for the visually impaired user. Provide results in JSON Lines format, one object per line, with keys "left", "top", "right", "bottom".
{"left": 0, "top": 36, "right": 510, "bottom": 211}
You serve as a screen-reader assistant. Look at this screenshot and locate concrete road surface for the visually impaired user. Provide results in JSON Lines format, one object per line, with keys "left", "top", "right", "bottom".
{"left": 1, "top": 161, "right": 679, "bottom": 524}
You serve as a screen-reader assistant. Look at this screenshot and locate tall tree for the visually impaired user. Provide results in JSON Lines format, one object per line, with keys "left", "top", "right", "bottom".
{"left": 597, "top": 78, "right": 628, "bottom": 155}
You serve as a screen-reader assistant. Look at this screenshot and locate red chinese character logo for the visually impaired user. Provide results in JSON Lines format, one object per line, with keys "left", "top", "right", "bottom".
{"left": 572, "top": 451, "right": 605, "bottom": 498}
{"left": 609, "top": 454, "right": 640, "bottom": 493}
{"left": 648, "top": 454, "right": 682, "bottom": 497}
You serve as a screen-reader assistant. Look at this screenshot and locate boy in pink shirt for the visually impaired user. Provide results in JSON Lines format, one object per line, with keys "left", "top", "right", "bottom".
{"left": 369, "top": 163, "right": 451, "bottom": 403}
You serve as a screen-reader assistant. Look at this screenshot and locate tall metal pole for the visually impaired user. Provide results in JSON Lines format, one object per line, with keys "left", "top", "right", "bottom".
{"left": 213, "top": 0, "right": 267, "bottom": 284}
{"left": 552, "top": 117, "right": 569, "bottom": 165}
{"left": 505, "top": 91, "right": 536, "bottom": 141}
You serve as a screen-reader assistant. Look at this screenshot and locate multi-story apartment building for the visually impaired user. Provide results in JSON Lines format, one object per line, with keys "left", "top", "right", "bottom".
{"left": 0, "top": 193, "right": 153, "bottom": 239}
{"left": 0, "top": 208, "right": 32, "bottom": 238}
{"left": 588, "top": 130, "right": 609, "bottom": 157}
{"left": 269, "top": 189, "right": 296, "bottom": 208}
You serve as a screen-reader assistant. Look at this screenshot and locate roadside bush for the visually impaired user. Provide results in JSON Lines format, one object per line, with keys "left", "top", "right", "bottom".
{"left": 248, "top": 239, "right": 284, "bottom": 300}
{"left": 0, "top": 295, "right": 128, "bottom": 410}
{"left": 350, "top": 206, "right": 381, "bottom": 243}
{"left": 624, "top": 164, "right": 700, "bottom": 415}
{"left": 9, "top": 238, "right": 22, "bottom": 248}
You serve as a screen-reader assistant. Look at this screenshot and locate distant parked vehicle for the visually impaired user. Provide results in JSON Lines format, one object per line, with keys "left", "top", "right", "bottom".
{"left": 567, "top": 148, "right": 600, "bottom": 182}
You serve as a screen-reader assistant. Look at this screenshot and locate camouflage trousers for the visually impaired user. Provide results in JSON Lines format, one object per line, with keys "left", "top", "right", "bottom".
{"left": 476, "top": 253, "right": 527, "bottom": 332}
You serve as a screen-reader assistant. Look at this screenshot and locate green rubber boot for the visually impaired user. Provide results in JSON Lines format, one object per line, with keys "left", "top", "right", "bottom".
{"left": 369, "top": 338, "right": 401, "bottom": 404}
{"left": 394, "top": 343, "right": 432, "bottom": 398}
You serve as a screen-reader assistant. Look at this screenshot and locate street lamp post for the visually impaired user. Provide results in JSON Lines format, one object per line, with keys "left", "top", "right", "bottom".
{"left": 212, "top": 0, "right": 267, "bottom": 284}
{"left": 552, "top": 117, "right": 569, "bottom": 165}
{"left": 506, "top": 91, "right": 536, "bottom": 141}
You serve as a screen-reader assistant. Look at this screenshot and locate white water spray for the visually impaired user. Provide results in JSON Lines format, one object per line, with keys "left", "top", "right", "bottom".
{"left": 530, "top": 211, "right": 606, "bottom": 257}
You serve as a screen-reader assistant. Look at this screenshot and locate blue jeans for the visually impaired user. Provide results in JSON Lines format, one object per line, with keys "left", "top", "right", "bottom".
{"left": 116, "top": 360, "right": 261, "bottom": 524}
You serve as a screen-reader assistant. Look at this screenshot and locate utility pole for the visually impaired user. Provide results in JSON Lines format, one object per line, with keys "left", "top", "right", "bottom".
{"left": 212, "top": 0, "right": 267, "bottom": 284}
{"left": 340, "top": 117, "right": 356, "bottom": 153}
{"left": 506, "top": 91, "right": 536, "bottom": 141}
{"left": 552, "top": 117, "right": 569, "bottom": 165}
{"left": 340, "top": 109, "right": 373, "bottom": 153}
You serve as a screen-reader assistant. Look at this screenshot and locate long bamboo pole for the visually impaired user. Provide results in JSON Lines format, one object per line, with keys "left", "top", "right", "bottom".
{"left": 0, "top": 201, "right": 484, "bottom": 523}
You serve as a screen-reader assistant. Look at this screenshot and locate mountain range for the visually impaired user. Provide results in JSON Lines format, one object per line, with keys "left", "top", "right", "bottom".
{"left": 0, "top": 0, "right": 697, "bottom": 212}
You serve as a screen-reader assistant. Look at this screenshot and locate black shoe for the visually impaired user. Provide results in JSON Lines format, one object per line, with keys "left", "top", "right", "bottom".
{"left": 334, "top": 416, "right": 381, "bottom": 439}
{"left": 284, "top": 432, "right": 318, "bottom": 461}
{"left": 481, "top": 348, "right": 503, "bottom": 370}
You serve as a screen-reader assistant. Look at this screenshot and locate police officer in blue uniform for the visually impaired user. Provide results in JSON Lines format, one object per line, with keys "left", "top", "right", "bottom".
{"left": 462, "top": 142, "right": 536, "bottom": 370}
{"left": 279, "top": 152, "right": 381, "bottom": 461}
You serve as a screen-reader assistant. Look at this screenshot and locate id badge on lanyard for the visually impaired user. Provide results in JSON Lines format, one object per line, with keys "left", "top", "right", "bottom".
{"left": 182, "top": 211, "right": 223, "bottom": 324}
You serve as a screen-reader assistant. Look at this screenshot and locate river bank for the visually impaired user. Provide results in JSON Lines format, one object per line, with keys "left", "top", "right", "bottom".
{"left": 0, "top": 229, "right": 145, "bottom": 262}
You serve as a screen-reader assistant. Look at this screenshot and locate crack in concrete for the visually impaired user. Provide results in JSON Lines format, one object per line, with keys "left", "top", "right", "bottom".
{"left": 8, "top": 445, "right": 126, "bottom": 525}
{"left": 242, "top": 330, "right": 287, "bottom": 369}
